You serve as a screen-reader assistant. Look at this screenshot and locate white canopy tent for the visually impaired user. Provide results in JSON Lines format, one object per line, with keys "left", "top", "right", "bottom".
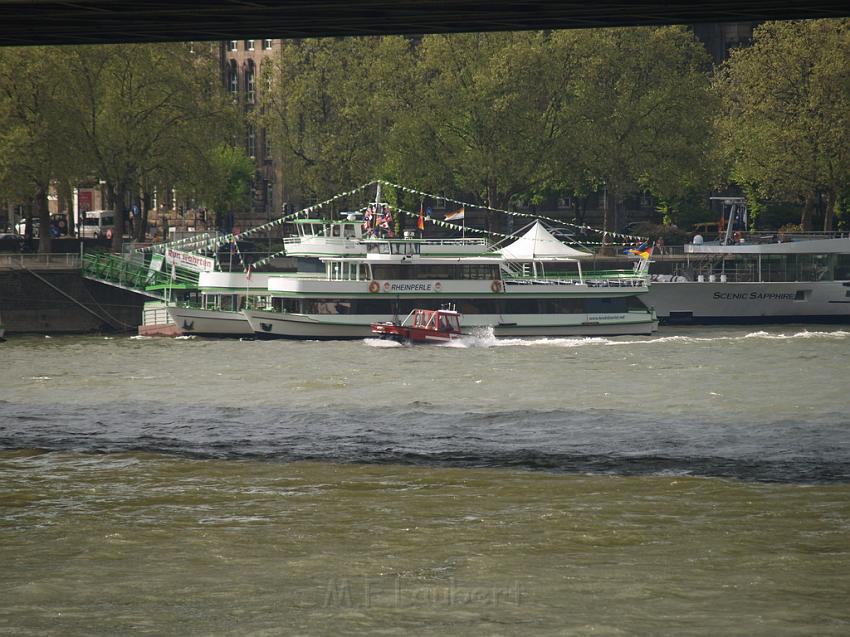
{"left": 498, "top": 221, "right": 591, "bottom": 260}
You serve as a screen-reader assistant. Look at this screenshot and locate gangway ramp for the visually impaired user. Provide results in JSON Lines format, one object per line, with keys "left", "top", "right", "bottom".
{"left": 81, "top": 251, "right": 199, "bottom": 300}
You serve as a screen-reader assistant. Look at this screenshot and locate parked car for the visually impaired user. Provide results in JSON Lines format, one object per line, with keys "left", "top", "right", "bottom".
{"left": 79, "top": 210, "right": 116, "bottom": 239}
{"left": 14, "top": 214, "right": 69, "bottom": 238}
{"left": 0, "top": 232, "right": 31, "bottom": 253}
{"left": 14, "top": 218, "right": 36, "bottom": 237}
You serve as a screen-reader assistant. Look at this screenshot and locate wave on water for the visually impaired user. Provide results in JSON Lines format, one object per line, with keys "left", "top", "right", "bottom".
{"left": 437, "top": 329, "right": 850, "bottom": 349}
{"left": 363, "top": 338, "right": 404, "bottom": 348}
{"left": 1, "top": 402, "right": 848, "bottom": 483}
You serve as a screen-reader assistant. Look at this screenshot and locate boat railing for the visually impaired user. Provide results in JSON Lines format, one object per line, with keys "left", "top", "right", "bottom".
{"left": 282, "top": 235, "right": 352, "bottom": 245}
{"left": 416, "top": 237, "right": 489, "bottom": 246}
{"left": 81, "top": 251, "right": 200, "bottom": 292}
{"left": 505, "top": 270, "right": 647, "bottom": 288}
{"left": 142, "top": 304, "right": 174, "bottom": 327}
{"left": 0, "top": 252, "right": 81, "bottom": 269}
{"left": 687, "top": 230, "right": 850, "bottom": 248}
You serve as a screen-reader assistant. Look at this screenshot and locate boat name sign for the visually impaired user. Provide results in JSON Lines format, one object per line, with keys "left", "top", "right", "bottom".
{"left": 166, "top": 248, "right": 215, "bottom": 273}
{"left": 378, "top": 281, "right": 442, "bottom": 293}
{"left": 713, "top": 291, "right": 797, "bottom": 301}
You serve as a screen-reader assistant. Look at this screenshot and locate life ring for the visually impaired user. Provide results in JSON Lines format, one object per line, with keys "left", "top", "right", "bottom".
{"left": 106, "top": 228, "right": 113, "bottom": 240}
{"left": 368, "top": 280, "right": 379, "bottom": 293}
{"left": 491, "top": 280, "right": 503, "bottom": 293}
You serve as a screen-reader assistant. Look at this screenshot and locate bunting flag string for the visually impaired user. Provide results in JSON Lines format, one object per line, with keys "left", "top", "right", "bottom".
{"left": 250, "top": 247, "right": 288, "bottom": 270}
{"left": 376, "top": 178, "right": 649, "bottom": 243}
{"left": 133, "top": 177, "right": 647, "bottom": 269}
{"left": 134, "top": 180, "right": 379, "bottom": 256}
{"left": 393, "top": 207, "right": 626, "bottom": 247}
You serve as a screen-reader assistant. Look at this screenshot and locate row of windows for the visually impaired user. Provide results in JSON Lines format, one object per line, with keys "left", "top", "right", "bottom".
{"left": 228, "top": 40, "right": 274, "bottom": 52}
{"left": 227, "top": 59, "right": 266, "bottom": 103}
{"left": 244, "top": 125, "right": 272, "bottom": 160}
{"left": 370, "top": 264, "right": 501, "bottom": 280}
{"left": 276, "top": 296, "right": 647, "bottom": 315}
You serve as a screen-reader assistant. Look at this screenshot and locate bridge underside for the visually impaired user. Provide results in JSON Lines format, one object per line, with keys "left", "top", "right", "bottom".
{"left": 1, "top": 1, "right": 848, "bottom": 46}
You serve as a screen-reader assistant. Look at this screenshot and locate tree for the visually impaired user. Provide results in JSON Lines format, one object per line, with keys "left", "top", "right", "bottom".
{"left": 62, "top": 43, "right": 238, "bottom": 250}
{"left": 549, "top": 26, "right": 717, "bottom": 238}
{"left": 0, "top": 47, "right": 75, "bottom": 252}
{"left": 387, "top": 32, "right": 563, "bottom": 232}
{"left": 191, "top": 143, "right": 255, "bottom": 230}
{"left": 257, "top": 36, "right": 412, "bottom": 207}
{"left": 716, "top": 19, "right": 850, "bottom": 231}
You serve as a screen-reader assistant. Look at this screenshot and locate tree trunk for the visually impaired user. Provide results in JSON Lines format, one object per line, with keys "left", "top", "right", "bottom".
{"left": 57, "top": 180, "right": 73, "bottom": 237}
{"left": 23, "top": 199, "right": 35, "bottom": 248}
{"left": 394, "top": 189, "right": 405, "bottom": 235}
{"left": 602, "top": 185, "right": 616, "bottom": 253}
{"left": 109, "top": 182, "right": 126, "bottom": 252}
{"left": 800, "top": 192, "right": 815, "bottom": 231}
{"left": 36, "top": 187, "right": 52, "bottom": 254}
{"left": 486, "top": 180, "right": 502, "bottom": 235}
{"left": 823, "top": 190, "right": 836, "bottom": 232}
{"left": 141, "top": 191, "right": 152, "bottom": 241}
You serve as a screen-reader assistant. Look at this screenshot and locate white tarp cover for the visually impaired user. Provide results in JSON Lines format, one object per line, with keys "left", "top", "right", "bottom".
{"left": 498, "top": 221, "right": 590, "bottom": 259}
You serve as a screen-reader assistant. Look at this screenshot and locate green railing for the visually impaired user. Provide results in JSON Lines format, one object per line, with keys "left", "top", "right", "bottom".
{"left": 81, "top": 251, "right": 199, "bottom": 295}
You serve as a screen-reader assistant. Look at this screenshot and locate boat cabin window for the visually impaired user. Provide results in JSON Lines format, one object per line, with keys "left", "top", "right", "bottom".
{"left": 439, "top": 314, "right": 460, "bottom": 331}
{"left": 297, "top": 223, "right": 319, "bottom": 238}
{"left": 343, "top": 224, "right": 356, "bottom": 239}
{"left": 370, "top": 263, "right": 499, "bottom": 280}
{"left": 331, "top": 225, "right": 341, "bottom": 237}
{"left": 366, "top": 242, "right": 420, "bottom": 256}
{"left": 275, "top": 296, "right": 647, "bottom": 316}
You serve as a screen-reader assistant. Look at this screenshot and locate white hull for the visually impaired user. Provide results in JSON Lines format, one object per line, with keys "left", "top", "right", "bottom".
{"left": 243, "top": 309, "right": 657, "bottom": 339}
{"left": 646, "top": 280, "right": 850, "bottom": 323}
{"left": 166, "top": 306, "right": 254, "bottom": 336}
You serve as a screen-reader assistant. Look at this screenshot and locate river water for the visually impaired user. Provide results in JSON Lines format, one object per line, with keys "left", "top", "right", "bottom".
{"left": 1, "top": 328, "right": 849, "bottom": 635}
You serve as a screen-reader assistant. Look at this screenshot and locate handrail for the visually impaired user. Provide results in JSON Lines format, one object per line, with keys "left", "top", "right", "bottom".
{"left": 81, "top": 251, "right": 199, "bottom": 293}
{"left": 0, "top": 253, "right": 81, "bottom": 269}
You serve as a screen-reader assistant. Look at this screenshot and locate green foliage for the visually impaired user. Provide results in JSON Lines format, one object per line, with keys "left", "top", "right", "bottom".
{"left": 0, "top": 46, "right": 76, "bottom": 251}
{"left": 60, "top": 43, "right": 239, "bottom": 248}
{"left": 6, "top": 25, "right": 850, "bottom": 250}
{"left": 257, "top": 36, "right": 413, "bottom": 206}
{"left": 388, "top": 31, "right": 559, "bottom": 221}
{"left": 550, "top": 27, "right": 718, "bottom": 233}
{"left": 195, "top": 144, "right": 256, "bottom": 227}
{"left": 716, "top": 19, "right": 850, "bottom": 230}
{"left": 628, "top": 222, "right": 692, "bottom": 246}
{"left": 654, "top": 189, "right": 713, "bottom": 229}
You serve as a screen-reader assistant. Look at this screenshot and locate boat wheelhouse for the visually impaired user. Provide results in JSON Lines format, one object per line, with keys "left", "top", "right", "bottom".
{"left": 281, "top": 215, "right": 490, "bottom": 261}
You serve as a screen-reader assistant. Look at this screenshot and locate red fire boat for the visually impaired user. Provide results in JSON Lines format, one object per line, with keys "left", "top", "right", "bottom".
{"left": 371, "top": 306, "right": 464, "bottom": 344}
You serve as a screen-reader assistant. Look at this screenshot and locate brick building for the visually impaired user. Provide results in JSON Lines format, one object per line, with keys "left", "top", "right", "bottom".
{"left": 221, "top": 38, "right": 286, "bottom": 228}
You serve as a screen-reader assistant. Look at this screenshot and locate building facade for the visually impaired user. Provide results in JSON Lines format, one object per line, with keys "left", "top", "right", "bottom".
{"left": 220, "top": 38, "right": 285, "bottom": 229}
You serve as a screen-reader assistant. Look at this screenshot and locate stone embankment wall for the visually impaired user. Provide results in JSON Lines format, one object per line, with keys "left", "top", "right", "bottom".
{"left": 0, "top": 269, "right": 145, "bottom": 334}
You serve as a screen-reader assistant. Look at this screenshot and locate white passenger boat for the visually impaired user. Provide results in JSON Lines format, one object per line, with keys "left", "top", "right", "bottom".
{"left": 645, "top": 199, "right": 850, "bottom": 324}
{"left": 243, "top": 222, "right": 657, "bottom": 339}
{"left": 166, "top": 271, "right": 275, "bottom": 337}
